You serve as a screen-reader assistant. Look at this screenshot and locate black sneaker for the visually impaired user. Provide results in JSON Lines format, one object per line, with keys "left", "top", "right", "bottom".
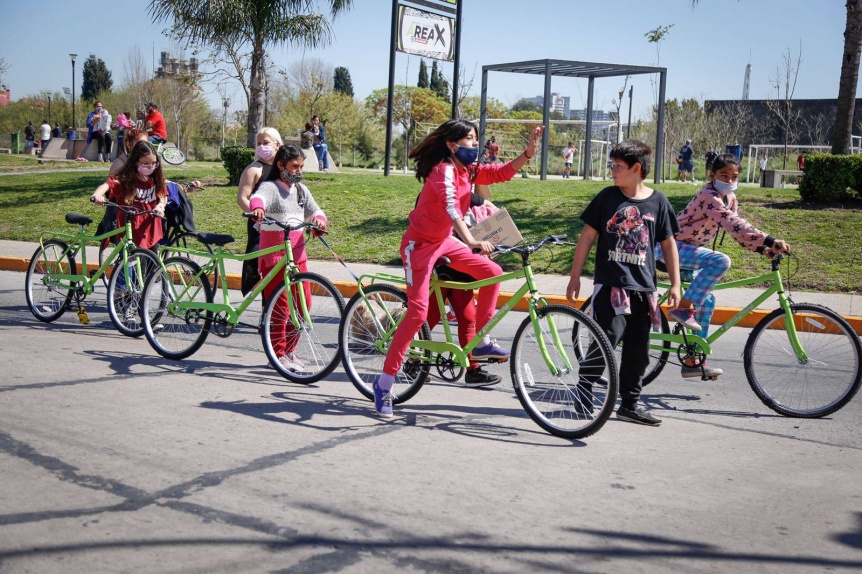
{"left": 464, "top": 367, "right": 502, "bottom": 388}
{"left": 617, "top": 406, "right": 662, "bottom": 427}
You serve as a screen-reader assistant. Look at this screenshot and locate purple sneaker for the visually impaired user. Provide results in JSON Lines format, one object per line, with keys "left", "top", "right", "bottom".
{"left": 372, "top": 378, "right": 394, "bottom": 418}
{"left": 472, "top": 339, "right": 510, "bottom": 361}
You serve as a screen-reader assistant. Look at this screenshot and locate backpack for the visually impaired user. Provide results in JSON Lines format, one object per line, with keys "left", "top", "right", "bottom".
{"left": 163, "top": 181, "right": 196, "bottom": 237}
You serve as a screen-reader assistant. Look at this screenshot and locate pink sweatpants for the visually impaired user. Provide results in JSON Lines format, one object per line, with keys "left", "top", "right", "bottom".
{"left": 383, "top": 234, "right": 502, "bottom": 376}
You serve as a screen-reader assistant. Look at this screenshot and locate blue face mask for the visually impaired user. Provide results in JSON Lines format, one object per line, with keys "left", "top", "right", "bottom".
{"left": 713, "top": 179, "right": 737, "bottom": 195}
{"left": 453, "top": 144, "right": 479, "bottom": 166}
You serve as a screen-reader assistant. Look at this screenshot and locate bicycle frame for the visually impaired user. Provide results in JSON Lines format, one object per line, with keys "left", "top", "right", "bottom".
{"left": 160, "top": 234, "right": 311, "bottom": 330}
{"left": 38, "top": 220, "right": 137, "bottom": 294}
{"left": 655, "top": 264, "right": 808, "bottom": 361}
{"left": 354, "top": 260, "right": 574, "bottom": 376}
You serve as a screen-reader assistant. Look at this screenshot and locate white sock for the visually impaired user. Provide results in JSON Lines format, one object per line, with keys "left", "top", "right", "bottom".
{"left": 376, "top": 373, "right": 395, "bottom": 391}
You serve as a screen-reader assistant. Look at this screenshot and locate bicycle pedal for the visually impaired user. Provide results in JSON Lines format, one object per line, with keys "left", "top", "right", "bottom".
{"left": 76, "top": 306, "right": 90, "bottom": 325}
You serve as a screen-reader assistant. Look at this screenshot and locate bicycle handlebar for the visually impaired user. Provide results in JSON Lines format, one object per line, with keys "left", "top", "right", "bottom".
{"left": 473, "top": 234, "right": 574, "bottom": 256}
{"left": 91, "top": 197, "right": 165, "bottom": 219}
{"left": 242, "top": 212, "right": 326, "bottom": 235}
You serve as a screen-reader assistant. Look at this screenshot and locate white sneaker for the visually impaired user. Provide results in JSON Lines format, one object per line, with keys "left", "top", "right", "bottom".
{"left": 278, "top": 352, "right": 305, "bottom": 372}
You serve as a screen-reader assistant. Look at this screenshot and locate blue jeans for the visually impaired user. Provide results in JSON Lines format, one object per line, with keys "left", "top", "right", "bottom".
{"left": 313, "top": 142, "right": 329, "bottom": 169}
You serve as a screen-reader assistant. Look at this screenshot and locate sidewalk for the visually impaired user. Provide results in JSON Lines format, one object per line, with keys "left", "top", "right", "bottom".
{"left": 2, "top": 239, "right": 859, "bottom": 331}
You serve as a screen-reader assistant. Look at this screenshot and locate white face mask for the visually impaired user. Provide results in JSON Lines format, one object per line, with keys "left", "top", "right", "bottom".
{"left": 713, "top": 179, "right": 737, "bottom": 195}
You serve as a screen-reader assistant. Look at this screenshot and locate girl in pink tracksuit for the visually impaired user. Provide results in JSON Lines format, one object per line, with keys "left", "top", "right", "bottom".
{"left": 373, "top": 119, "right": 544, "bottom": 418}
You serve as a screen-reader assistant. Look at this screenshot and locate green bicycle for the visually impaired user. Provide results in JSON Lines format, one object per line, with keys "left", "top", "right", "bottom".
{"left": 25, "top": 200, "right": 162, "bottom": 337}
{"left": 580, "top": 253, "right": 862, "bottom": 418}
{"left": 141, "top": 215, "right": 344, "bottom": 384}
{"left": 338, "top": 234, "right": 619, "bottom": 440}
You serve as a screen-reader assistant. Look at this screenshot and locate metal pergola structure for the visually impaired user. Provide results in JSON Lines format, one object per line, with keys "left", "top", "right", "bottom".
{"left": 479, "top": 59, "right": 668, "bottom": 183}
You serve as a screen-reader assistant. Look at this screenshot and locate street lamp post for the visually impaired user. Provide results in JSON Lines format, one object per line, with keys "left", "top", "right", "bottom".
{"left": 627, "top": 86, "right": 633, "bottom": 140}
{"left": 47, "top": 95, "right": 52, "bottom": 126}
{"left": 221, "top": 98, "right": 230, "bottom": 150}
{"left": 69, "top": 54, "right": 77, "bottom": 133}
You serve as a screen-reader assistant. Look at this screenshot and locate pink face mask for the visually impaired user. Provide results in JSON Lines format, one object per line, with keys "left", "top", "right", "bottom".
{"left": 137, "top": 164, "right": 158, "bottom": 176}
{"left": 256, "top": 145, "right": 275, "bottom": 161}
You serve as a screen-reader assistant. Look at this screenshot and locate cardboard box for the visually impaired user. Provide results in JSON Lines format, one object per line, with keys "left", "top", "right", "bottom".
{"left": 468, "top": 207, "right": 523, "bottom": 246}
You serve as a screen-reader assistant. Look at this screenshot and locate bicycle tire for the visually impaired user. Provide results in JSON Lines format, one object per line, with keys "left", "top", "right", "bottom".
{"left": 161, "top": 146, "right": 185, "bottom": 166}
{"left": 106, "top": 248, "right": 161, "bottom": 337}
{"left": 142, "top": 256, "right": 213, "bottom": 359}
{"left": 579, "top": 296, "right": 671, "bottom": 387}
{"left": 338, "top": 284, "right": 431, "bottom": 404}
{"left": 511, "top": 305, "right": 618, "bottom": 439}
{"left": 164, "top": 232, "right": 218, "bottom": 289}
{"left": 744, "top": 303, "right": 862, "bottom": 418}
{"left": 261, "top": 272, "right": 345, "bottom": 384}
{"left": 25, "top": 240, "right": 76, "bottom": 323}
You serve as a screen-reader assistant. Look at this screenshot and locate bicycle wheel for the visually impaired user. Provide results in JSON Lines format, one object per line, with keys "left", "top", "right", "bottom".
{"left": 142, "top": 256, "right": 213, "bottom": 359}
{"left": 25, "top": 240, "right": 76, "bottom": 323}
{"left": 744, "top": 303, "right": 862, "bottom": 418}
{"left": 579, "top": 296, "right": 671, "bottom": 386}
{"left": 338, "top": 284, "right": 431, "bottom": 404}
{"left": 106, "top": 248, "right": 161, "bottom": 337}
{"left": 261, "top": 273, "right": 345, "bottom": 384}
{"left": 161, "top": 146, "right": 185, "bottom": 166}
{"left": 164, "top": 232, "right": 218, "bottom": 289}
{"left": 511, "top": 305, "right": 618, "bottom": 439}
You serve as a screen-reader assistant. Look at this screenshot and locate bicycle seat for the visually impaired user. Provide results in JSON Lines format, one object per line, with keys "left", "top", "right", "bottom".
{"left": 65, "top": 213, "right": 93, "bottom": 226}
{"left": 656, "top": 260, "right": 668, "bottom": 273}
{"left": 433, "top": 256, "right": 451, "bottom": 269}
{"left": 196, "top": 232, "right": 235, "bottom": 246}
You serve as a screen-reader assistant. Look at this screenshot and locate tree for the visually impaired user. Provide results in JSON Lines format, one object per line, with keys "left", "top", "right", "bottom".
{"left": 81, "top": 54, "right": 113, "bottom": 101}
{"left": 333, "top": 66, "right": 354, "bottom": 97}
{"left": 366, "top": 86, "right": 449, "bottom": 160}
{"left": 766, "top": 44, "right": 803, "bottom": 168}
{"left": 833, "top": 0, "right": 862, "bottom": 154}
{"left": 417, "top": 59, "right": 429, "bottom": 89}
{"left": 429, "top": 60, "right": 450, "bottom": 102}
{"left": 0, "top": 57, "right": 9, "bottom": 90}
{"left": 512, "top": 100, "right": 542, "bottom": 113}
{"left": 148, "top": 0, "right": 353, "bottom": 147}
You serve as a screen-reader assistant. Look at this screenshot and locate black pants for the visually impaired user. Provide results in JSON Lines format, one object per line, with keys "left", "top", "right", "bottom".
{"left": 583, "top": 287, "right": 651, "bottom": 410}
{"left": 92, "top": 132, "right": 113, "bottom": 157}
{"left": 241, "top": 217, "right": 261, "bottom": 296}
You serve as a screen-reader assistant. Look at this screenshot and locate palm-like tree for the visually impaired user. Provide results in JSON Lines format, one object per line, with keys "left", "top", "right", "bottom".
{"left": 148, "top": 0, "right": 352, "bottom": 147}
{"left": 833, "top": 0, "right": 862, "bottom": 154}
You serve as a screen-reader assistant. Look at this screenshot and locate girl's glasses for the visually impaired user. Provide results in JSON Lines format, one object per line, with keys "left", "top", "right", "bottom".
{"left": 609, "top": 164, "right": 629, "bottom": 172}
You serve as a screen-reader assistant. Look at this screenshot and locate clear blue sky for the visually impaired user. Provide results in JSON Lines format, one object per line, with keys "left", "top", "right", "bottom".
{"left": 0, "top": 0, "right": 853, "bottom": 120}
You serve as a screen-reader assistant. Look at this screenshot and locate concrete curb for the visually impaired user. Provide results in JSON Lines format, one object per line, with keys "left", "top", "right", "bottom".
{"left": 5, "top": 255, "right": 861, "bottom": 334}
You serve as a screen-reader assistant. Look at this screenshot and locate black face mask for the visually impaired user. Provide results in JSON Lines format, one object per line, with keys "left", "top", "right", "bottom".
{"left": 282, "top": 170, "right": 303, "bottom": 185}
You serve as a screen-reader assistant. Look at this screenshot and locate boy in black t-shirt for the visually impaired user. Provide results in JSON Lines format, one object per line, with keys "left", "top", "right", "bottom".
{"left": 566, "top": 140, "right": 682, "bottom": 426}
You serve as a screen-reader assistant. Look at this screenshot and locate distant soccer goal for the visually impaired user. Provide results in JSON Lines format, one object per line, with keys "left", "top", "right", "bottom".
{"left": 746, "top": 143, "right": 862, "bottom": 183}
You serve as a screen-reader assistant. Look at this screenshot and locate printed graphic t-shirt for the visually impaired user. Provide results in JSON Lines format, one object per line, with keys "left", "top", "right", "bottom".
{"left": 106, "top": 176, "right": 165, "bottom": 248}
{"left": 580, "top": 185, "right": 679, "bottom": 291}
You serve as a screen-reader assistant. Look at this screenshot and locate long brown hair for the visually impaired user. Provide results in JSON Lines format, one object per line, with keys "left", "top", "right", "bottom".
{"left": 113, "top": 141, "right": 166, "bottom": 204}
{"left": 409, "top": 119, "right": 478, "bottom": 182}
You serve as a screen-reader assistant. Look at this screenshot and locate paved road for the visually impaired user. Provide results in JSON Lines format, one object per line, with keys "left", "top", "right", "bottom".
{"left": 1, "top": 269, "right": 861, "bottom": 572}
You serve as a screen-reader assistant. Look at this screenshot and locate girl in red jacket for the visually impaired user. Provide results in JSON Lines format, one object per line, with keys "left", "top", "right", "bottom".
{"left": 373, "top": 119, "right": 543, "bottom": 418}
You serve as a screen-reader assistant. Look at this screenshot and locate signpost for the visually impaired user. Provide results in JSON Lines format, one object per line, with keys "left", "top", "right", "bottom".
{"left": 384, "top": 0, "right": 460, "bottom": 177}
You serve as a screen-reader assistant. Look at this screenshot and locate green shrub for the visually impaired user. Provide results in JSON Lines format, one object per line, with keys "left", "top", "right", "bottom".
{"left": 221, "top": 146, "right": 255, "bottom": 185}
{"left": 799, "top": 154, "right": 862, "bottom": 203}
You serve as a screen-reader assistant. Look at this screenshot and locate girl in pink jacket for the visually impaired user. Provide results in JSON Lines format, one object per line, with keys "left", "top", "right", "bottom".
{"left": 373, "top": 119, "right": 543, "bottom": 418}
{"left": 656, "top": 153, "right": 791, "bottom": 379}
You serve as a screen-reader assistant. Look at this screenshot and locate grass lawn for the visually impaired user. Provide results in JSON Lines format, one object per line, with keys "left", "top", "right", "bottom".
{"left": 0, "top": 158, "right": 859, "bottom": 293}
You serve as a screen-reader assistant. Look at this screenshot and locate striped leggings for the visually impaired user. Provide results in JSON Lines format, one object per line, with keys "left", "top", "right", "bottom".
{"left": 655, "top": 241, "right": 730, "bottom": 338}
